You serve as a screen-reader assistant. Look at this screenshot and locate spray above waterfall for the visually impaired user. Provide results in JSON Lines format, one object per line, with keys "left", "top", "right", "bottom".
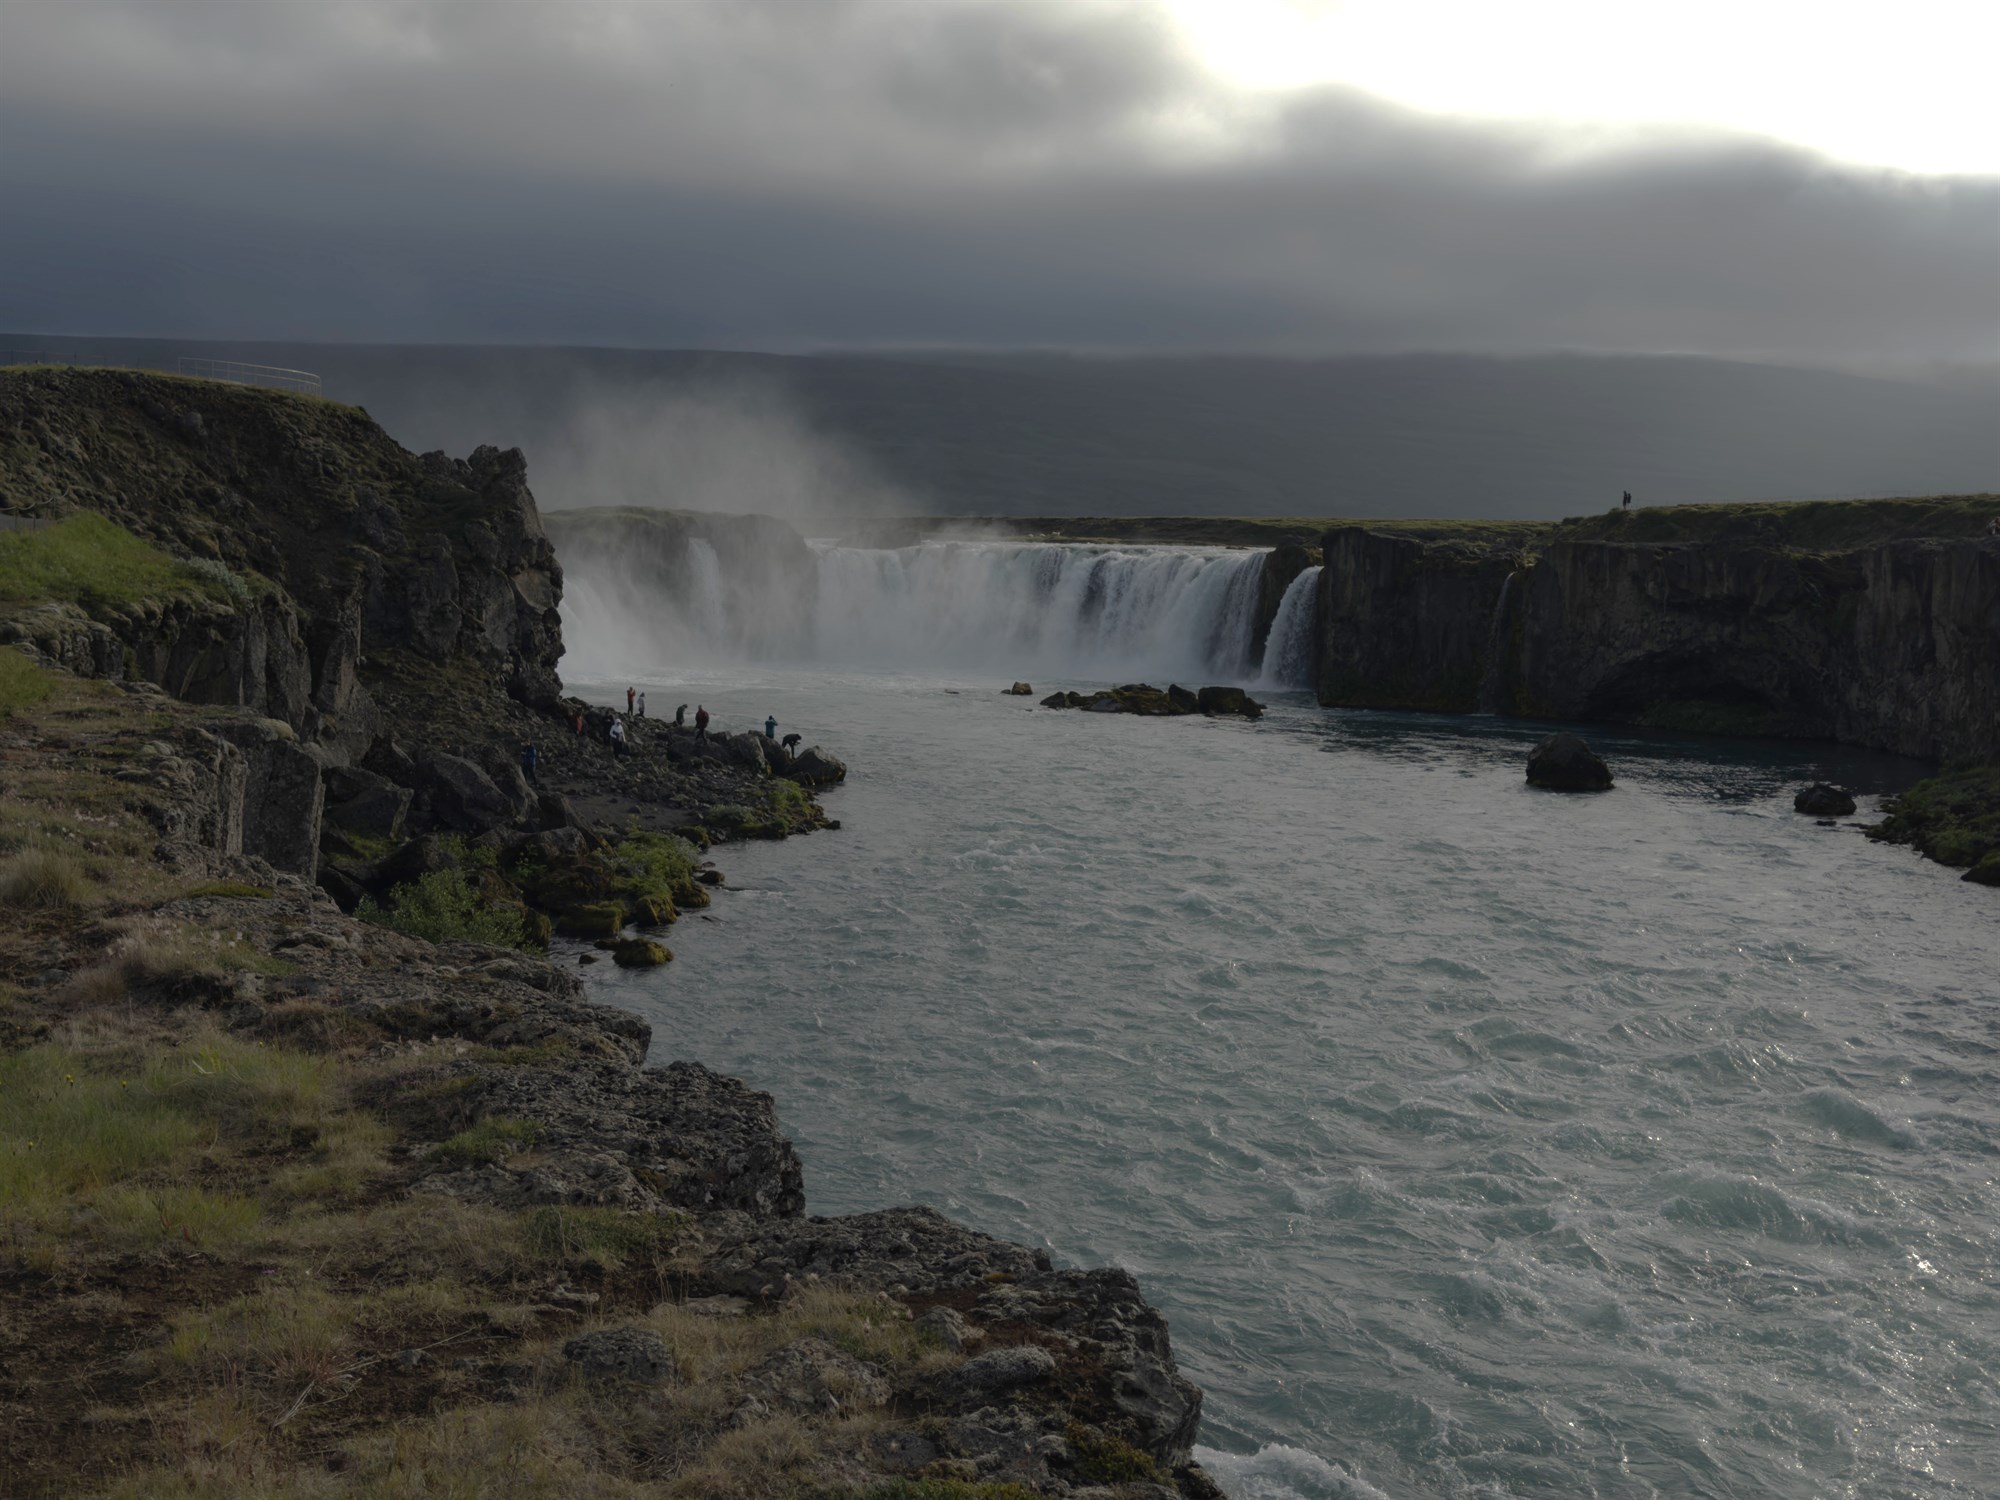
{"left": 554, "top": 515, "right": 1320, "bottom": 688}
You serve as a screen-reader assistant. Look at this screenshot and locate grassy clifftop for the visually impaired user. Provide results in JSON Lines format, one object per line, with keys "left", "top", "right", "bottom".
{"left": 861, "top": 494, "right": 1998, "bottom": 554}
{"left": 1549, "top": 493, "right": 2000, "bottom": 550}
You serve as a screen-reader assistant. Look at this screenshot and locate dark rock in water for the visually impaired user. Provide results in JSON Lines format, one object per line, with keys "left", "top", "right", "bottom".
{"left": 1085, "top": 695, "right": 1126, "bottom": 713}
{"left": 1168, "top": 683, "right": 1200, "bottom": 713}
{"left": 1040, "top": 691, "right": 1071, "bottom": 709}
{"left": 789, "top": 746, "right": 847, "bottom": 786}
{"left": 1964, "top": 852, "right": 2000, "bottom": 886}
{"left": 1005, "top": 681, "right": 1033, "bottom": 695}
{"left": 1794, "top": 783, "right": 1857, "bottom": 816}
{"left": 563, "top": 1326, "right": 676, "bottom": 1386}
{"left": 1527, "top": 733, "right": 1613, "bottom": 791}
{"left": 611, "top": 938, "right": 671, "bottom": 968}
{"left": 556, "top": 901, "right": 626, "bottom": 939}
{"left": 1197, "top": 685, "right": 1264, "bottom": 719}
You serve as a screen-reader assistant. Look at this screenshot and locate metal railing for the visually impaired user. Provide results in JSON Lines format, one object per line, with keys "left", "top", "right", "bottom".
{"left": 175, "top": 358, "right": 321, "bottom": 396}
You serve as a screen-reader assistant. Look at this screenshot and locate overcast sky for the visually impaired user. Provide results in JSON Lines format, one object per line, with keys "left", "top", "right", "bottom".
{"left": 2, "top": 0, "right": 1995, "bottom": 361}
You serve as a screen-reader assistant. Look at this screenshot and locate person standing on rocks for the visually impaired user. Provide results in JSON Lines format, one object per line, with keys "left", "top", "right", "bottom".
{"left": 520, "top": 742, "right": 539, "bottom": 786}
{"left": 765, "top": 713, "right": 777, "bottom": 740}
{"left": 609, "top": 717, "right": 629, "bottom": 756}
{"left": 1622, "top": 491, "right": 1632, "bottom": 509}
{"left": 694, "top": 705, "right": 710, "bottom": 742}
{"left": 675, "top": 703, "right": 688, "bottom": 727}
{"left": 626, "top": 686, "right": 636, "bottom": 714}
{"left": 637, "top": 692, "right": 647, "bottom": 718}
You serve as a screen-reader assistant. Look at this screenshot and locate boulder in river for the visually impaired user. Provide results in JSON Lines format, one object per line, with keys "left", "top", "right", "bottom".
{"left": 789, "top": 745, "right": 847, "bottom": 786}
{"left": 1794, "top": 783, "right": 1857, "bottom": 816}
{"left": 1005, "top": 681, "right": 1033, "bottom": 695}
{"left": 1197, "top": 685, "right": 1265, "bottom": 719}
{"left": 1526, "top": 733, "right": 1613, "bottom": 791}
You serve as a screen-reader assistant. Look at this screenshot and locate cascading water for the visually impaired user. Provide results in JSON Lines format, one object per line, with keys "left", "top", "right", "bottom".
{"left": 1476, "top": 570, "right": 1518, "bottom": 714}
{"left": 810, "top": 540, "right": 1268, "bottom": 680}
{"left": 1257, "top": 565, "right": 1322, "bottom": 689}
{"left": 562, "top": 534, "right": 1286, "bottom": 685}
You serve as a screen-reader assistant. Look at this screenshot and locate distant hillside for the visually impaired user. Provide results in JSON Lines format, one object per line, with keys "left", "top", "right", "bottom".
{"left": 4, "top": 337, "right": 1994, "bottom": 519}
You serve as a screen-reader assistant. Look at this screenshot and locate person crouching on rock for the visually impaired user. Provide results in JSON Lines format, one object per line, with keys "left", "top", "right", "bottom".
{"left": 782, "top": 732, "right": 802, "bottom": 761}
{"left": 694, "top": 705, "right": 710, "bottom": 742}
{"left": 608, "top": 717, "right": 629, "bottom": 757}
{"left": 521, "top": 742, "right": 540, "bottom": 786}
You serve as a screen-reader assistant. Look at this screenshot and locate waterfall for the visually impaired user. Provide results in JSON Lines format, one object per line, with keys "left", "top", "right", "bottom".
{"left": 1257, "top": 565, "right": 1322, "bottom": 689}
{"left": 560, "top": 533, "right": 1272, "bottom": 683}
{"left": 1476, "top": 571, "right": 1518, "bottom": 714}
{"left": 809, "top": 540, "right": 1266, "bottom": 680}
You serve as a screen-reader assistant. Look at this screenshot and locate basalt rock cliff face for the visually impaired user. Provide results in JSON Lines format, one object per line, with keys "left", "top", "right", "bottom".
{"left": 1314, "top": 499, "right": 2000, "bottom": 762}
{"left": 0, "top": 367, "right": 566, "bottom": 749}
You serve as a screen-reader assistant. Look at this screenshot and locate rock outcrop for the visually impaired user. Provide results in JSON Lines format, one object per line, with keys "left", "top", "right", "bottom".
{"left": 1526, "top": 733, "right": 1613, "bottom": 791}
{"left": 0, "top": 368, "right": 566, "bottom": 749}
{"left": 1040, "top": 683, "right": 1264, "bottom": 718}
{"left": 1314, "top": 500, "right": 2000, "bottom": 763}
{"left": 1795, "top": 783, "right": 1857, "bottom": 816}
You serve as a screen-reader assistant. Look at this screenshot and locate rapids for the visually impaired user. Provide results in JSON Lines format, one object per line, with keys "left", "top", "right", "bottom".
{"left": 559, "top": 540, "right": 1999, "bottom": 1499}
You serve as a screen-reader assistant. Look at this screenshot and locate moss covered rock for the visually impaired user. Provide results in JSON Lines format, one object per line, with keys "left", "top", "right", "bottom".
{"left": 610, "top": 939, "right": 671, "bottom": 967}
{"left": 556, "top": 901, "right": 625, "bottom": 938}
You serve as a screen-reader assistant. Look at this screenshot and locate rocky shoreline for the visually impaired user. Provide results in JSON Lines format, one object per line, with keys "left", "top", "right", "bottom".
{"left": 0, "top": 367, "right": 1224, "bottom": 1497}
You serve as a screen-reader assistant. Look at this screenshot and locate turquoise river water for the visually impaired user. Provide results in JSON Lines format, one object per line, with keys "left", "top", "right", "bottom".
{"left": 565, "top": 643, "right": 1997, "bottom": 1499}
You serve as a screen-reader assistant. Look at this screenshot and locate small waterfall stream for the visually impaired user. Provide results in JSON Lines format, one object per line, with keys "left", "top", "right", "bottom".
{"left": 1476, "top": 571, "right": 1518, "bottom": 714}
{"left": 1258, "top": 565, "right": 1323, "bottom": 689}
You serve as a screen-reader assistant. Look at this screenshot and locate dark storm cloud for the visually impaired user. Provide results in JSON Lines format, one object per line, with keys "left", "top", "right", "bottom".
{"left": 1, "top": 0, "right": 1994, "bottom": 360}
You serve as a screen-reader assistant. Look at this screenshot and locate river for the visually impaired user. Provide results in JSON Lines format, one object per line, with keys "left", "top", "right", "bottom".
{"left": 561, "top": 539, "right": 1998, "bottom": 1500}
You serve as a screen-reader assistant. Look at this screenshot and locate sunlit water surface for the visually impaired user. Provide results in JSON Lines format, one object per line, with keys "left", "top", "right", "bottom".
{"left": 573, "top": 668, "right": 1997, "bottom": 1500}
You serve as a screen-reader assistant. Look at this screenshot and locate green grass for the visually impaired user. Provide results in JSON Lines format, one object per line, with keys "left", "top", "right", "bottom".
{"left": 0, "top": 645, "right": 53, "bottom": 716}
{"left": 0, "top": 511, "right": 245, "bottom": 611}
{"left": 428, "top": 1116, "right": 539, "bottom": 1169}
{"left": 0, "top": 845, "right": 92, "bottom": 908}
{"left": 0, "top": 1034, "right": 338, "bottom": 1253}
{"left": 524, "top": 1204, "right": 690, "bottom": 1268}
{"left": 183, "top": 880, "right": 277, "bottom": 900}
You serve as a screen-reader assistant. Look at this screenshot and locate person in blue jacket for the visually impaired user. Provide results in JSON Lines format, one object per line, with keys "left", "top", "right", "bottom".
{"left": 765, "top": 714, "right": 778, "bottom": 740}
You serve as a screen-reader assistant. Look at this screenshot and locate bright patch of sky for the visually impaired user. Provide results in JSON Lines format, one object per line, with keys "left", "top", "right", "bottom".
{"left": 1164, "top": 0, "right": 1997, "bottom": 176}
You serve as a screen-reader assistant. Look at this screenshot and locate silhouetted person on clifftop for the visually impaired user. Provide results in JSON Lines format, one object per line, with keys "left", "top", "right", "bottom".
{"left": 694, "top": 705, "right": 710, "bottom": 742}
{"left": 675, "top": 704, "right": 688, "bottom": 727}
{"left": 1622, "top": 491, "right": 1632, "bottom": 509}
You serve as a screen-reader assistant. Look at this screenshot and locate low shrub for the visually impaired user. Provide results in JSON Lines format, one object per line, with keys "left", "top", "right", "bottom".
{"left": 359, "top": 867, "right": 528, "bottom": 948}
{"left": 0, "top": 846, "right": 91, "bottom": 908}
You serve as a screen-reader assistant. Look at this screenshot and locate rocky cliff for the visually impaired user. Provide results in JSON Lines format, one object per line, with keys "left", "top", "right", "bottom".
{"left": 1314, "top": 497, "right": 2000, "bottom": 762}
{"left": 0, "top": 366, "right": 566, "bottom": 755}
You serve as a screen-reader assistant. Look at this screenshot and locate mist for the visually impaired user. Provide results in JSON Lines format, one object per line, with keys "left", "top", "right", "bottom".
{"left": 534, "top": 380, "right": 912, "bottom": 525}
